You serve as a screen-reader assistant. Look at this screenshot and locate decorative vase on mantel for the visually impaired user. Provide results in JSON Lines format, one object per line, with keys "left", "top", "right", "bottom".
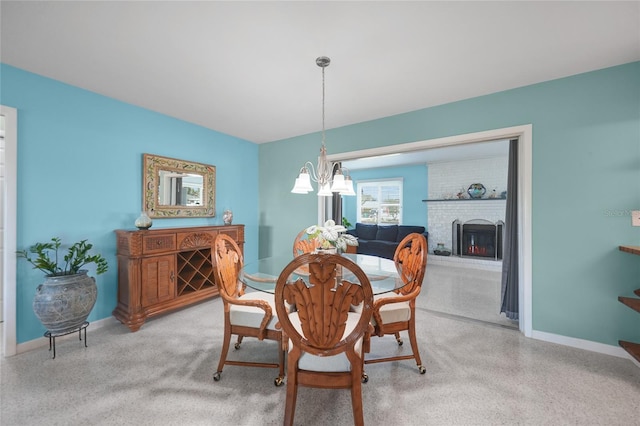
{"left": 467, "top": 183, "right": 486, "bottom": 199}
{"left": 32, "top": 270, "right": 97, "bottom": 334}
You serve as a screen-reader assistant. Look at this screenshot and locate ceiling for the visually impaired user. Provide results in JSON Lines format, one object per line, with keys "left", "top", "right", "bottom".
{"left": 1, "top": 1, "right": 639, "bottom": 145}
{"left": 342, "top": 138, "right": 509, "bottom": 170}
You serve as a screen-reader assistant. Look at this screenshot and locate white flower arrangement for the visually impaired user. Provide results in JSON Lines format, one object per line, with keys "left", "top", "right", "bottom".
{"left": 306, "top": 220, "right": 359, "bottom": 251}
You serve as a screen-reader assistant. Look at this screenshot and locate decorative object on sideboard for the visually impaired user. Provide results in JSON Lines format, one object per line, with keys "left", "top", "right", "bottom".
{"left": 135, "top": 211, "right": 153, "bottom": 229}
{"left": 223, "top": 209, "right": 233, "bottom": 225}
{"left": 290, "top": 56, "right": 355, "bottom": 197}
{"left": 467, "top": 183, "right": 486, "bottom": 199}
{"left": 17, "top": 237, "right": 108, "bottom": 334}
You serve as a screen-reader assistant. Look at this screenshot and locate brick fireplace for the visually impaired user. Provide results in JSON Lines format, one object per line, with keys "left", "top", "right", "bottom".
{"left": 426, "top": 156, "right": 507, "bottom": 263}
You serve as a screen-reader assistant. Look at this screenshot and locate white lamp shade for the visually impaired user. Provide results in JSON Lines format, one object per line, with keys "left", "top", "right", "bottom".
{"left": 340, "top": 177, "right": 356, "bottom": 196}
{"left": 317, "top": 183, "right": 332, "bottom": 197}
{"left": 330, "top": 173, "right": 348, "bottom": 192}
{"left": 291, "top": 171, "right": 314, "bottom": 194}
{"left": 299, "top": 172, "right": 314, "bottom": 191}
{"left": 291, "top": 178, "right": 310, "bottom": 194}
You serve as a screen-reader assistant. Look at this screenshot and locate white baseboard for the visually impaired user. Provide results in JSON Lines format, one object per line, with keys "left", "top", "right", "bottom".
{"left": 15, "top": 316, "right": 119, "bottom": 355}
{"left": 531, "top": 330, "right": 640, "bottom": 367}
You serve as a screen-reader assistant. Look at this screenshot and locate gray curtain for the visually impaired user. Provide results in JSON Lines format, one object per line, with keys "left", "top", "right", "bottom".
{"left": 500, "top": 139, "right": 519, "bottom": 320}
{"left": 332, "top": 162, "right": 343, "bottom": 224}
{"left": 332, "top": 192, "right": 342, "bottom": 224}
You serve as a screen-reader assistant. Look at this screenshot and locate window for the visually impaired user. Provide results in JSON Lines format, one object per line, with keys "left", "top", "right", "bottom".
{"left": 356, "top": 179, "right": 403, "bottom": 225}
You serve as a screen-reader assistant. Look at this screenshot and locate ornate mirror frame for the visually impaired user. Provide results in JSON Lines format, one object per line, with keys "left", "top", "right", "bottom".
{"left": 143, "top": 153, "right": 216, "bottom": 218}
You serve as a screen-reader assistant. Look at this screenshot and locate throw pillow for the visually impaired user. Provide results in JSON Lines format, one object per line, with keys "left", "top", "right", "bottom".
{"left": 396, "top": 226, "right": 425, "bottom": 242}
{"left": 355, "top": 223, "right": 378, "bottom": 240}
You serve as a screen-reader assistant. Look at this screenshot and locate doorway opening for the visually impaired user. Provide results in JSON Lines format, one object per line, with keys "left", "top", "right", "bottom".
{"left": 325, "top": 125, "right": 532, "bottom": 336}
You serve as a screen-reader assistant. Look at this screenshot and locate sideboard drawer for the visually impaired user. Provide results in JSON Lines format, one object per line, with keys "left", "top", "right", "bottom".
{"left": 143, "top": 234, "right": 176, "bottom": 254}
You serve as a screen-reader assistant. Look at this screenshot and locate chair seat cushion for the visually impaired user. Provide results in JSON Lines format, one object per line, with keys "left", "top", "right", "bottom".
{"left": 288, "top": 311, "right": 363, "bottom": 372}
{"left": 229, "top": 292, "right": 280, "bottom": 330}
{"left": 371, "top": 292, "right": 411, "bottom": 325}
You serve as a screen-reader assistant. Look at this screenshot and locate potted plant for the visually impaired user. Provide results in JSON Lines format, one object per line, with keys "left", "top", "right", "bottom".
{"left": 306, "top": 220, "right": 358, "bottom": 253}
{"left": 17, "top": 237, "right": 108, "bottom": 333}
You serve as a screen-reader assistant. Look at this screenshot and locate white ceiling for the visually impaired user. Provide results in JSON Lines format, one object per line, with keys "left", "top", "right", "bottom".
{"left": 342, "top": 138, "right": 509, "bottom": 170}
{"left": 1, "top": 1, "right": 639, "bottom": 145}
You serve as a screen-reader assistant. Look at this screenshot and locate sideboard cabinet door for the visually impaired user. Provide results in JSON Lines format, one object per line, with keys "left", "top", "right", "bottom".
{"left": 141, "top": 254, "right": 175, "bottom": 308}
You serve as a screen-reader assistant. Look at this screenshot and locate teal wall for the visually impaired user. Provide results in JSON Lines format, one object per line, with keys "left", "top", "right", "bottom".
{"left": 259, "top": 62, "right": 640, "bottom": 347}
{"left": 1, "top": 64, "right": 259, "bottom": 343}
{"left": 4, "top": 61, "right": 639, "bottom": 349}
{"left": 342, "top": 164, "right": 428, "bottom": 228}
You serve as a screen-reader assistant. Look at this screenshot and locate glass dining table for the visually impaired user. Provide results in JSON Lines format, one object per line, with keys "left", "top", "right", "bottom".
{"left": 240, "top": 253, "right": 405, "bottom": 295}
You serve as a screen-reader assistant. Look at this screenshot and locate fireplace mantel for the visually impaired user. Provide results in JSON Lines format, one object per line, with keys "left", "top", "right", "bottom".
{"left": 422, "top": 198, "right": 506, "bottom": 202}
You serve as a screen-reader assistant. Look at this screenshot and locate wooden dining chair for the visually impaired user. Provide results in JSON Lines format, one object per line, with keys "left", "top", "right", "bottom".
{"left": 365, "top": 232, "right": 428, "bottom": 374}
{"left": 212, "top": 233, "right": 285, "bottom": 386}
{"left": 292, "top": 228, "right": 320, "bottom": 257}
{"left": 275, "top": 253, "right": 374, "bottom": 426}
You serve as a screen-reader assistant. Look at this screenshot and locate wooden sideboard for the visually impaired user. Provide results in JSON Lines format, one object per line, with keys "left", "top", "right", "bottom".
{"left": 113, "top": 225, "right": 244, "bottom": 331}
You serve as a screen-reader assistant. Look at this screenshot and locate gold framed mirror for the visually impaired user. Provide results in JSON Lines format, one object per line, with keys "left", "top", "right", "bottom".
{"left": 143, "top": 153, "right": 216, "bottom": 218}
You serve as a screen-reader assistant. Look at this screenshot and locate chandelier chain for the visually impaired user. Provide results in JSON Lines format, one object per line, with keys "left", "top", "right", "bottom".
{"left": 290, "top": 56, "right": 354, "bottom": 196}
{"left": 321, "top": 65, "right": 326, "bottom": 148}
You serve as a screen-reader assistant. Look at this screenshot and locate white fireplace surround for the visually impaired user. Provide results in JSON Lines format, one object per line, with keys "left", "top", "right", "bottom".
{"left": 427, "top": 156, "right": 507, "bottom": 267}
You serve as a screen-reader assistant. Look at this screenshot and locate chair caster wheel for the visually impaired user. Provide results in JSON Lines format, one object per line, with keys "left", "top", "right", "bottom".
{"left": 234, "top": 343, "right": 241, "bottom": 350}
{"left": 274, "top": 377, "right": 285, "bottom": 387}
{"left": 397, "top": 340, "right": 403, "bottom": 346}
{"left": 418, "top": 366, "right": 426, "bottom": 374}
{"left": 361, "top": 374, "right": 369, "bottom": 383}
{"left": 213, "top": 372, "right": 221, "bottom": 381}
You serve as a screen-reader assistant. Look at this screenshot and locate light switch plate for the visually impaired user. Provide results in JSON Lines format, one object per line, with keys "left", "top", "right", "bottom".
{"left": 632, "top": 210, "right": 640, "bottom": 227}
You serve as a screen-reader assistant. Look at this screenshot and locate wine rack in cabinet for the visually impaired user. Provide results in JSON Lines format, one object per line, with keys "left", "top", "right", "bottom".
{"left": 177, "top": 248, "right": 215, "bottom": 295}
{"left": 114, "top": 225, "right": 244, "bottom": 331}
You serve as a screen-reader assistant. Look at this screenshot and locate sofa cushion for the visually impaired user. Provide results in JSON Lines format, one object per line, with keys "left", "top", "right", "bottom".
{"left": 355, "top": 223, "right": 378, "bottom": 240}
{"left": 376, "top": 225, "right": 398, "bottom": 242}
{"left": 396, "top": 225, "right": 426, "bottom": 242}
{"left": 359, "top": 240, "right": 398, "bottom": 260}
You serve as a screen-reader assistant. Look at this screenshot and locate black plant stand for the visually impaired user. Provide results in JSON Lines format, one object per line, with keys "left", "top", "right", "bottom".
{"left": 44, "top": 321, "right": 89, "bottom": 359}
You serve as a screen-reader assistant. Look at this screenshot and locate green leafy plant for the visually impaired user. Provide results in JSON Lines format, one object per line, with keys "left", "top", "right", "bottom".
{"left": 342, "top": 217, "right": 353, "bottom": 229}
{"left": 17, "top": 237, "right": 108, "bottom": 277}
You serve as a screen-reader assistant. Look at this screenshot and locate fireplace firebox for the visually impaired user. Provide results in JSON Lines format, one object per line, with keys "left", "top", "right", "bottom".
{"left": 452, "top": 219, "right": 504, "bottom": 260}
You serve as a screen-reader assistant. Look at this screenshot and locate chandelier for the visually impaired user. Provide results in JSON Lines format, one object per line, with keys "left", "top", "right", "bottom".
{"left": 291, "top": 56, "right": 355, "bottom": 197}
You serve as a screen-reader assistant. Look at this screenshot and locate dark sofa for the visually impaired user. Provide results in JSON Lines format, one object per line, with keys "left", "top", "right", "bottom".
{"left": 346, "top": 223, "right": 429, "bottom": 260}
